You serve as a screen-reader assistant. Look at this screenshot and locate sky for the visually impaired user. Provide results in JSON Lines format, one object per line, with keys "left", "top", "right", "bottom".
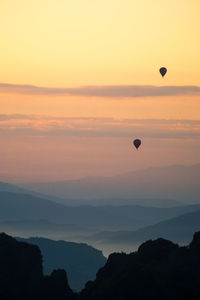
{"left": 0, "top": 0, "right": 200, "bottom": 183}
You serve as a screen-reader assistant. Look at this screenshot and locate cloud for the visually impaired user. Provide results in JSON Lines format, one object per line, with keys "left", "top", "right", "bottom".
{"left": 0, "top": 114, "right": 199, "bottom": 139}
{"left": 0, "top": 114, "right": 113, "bottom": 121}
{"left": 1, "top": 83, "right": 200, "bottom": 98}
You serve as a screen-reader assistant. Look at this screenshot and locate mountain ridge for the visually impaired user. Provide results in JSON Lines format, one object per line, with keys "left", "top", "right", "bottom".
{"left": 1, "top": 191, "right": 200, "bottom": 232}
{"left": 80, "top": 231, "right": 200, "bottom": 300}
{"left": 21, "top": 164, "right": 200, "bottom": 203}
{"left": 87, "top": 209, "right": 200, "bottom": 246}
{"left": 16, "top": 236, "right": 106, "bottom": 291}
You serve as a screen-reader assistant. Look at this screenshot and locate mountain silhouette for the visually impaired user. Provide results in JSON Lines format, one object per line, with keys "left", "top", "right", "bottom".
{"left": 0, "top": 233, "right": 76, "bottom": 300}
{"left": 1, "top": 231, "right": 200, "bottom": 299}
{"left": 0, "top": 180, "right": 181, "bottom": 208}
{"left": 0, "top": 181, "right": 64, "bottom": 203}
{"left": 88, "top": 209, "right": 200, "bottom": 247}
{"left": 16, "top": 237, "right": 106, "bottom": 291}
{"left": 22, "top": 164, "right": 200, "bottom": 203}
{"left": 81, "top": 231, "right": 200, "bottom": 300}
{"left": 1, "top": 191, "right": 200, "bottom": 232}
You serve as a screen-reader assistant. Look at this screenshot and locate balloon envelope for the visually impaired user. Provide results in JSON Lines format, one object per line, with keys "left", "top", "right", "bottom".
{"left": 133, "top": 139, "right": 141, "bottom": 150}
{"left": 159, "top": 67, "right": 167, "bottom": 77}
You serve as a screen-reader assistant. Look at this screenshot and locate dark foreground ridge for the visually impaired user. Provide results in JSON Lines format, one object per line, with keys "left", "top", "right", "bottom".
{"left": 16, "top": 236, "right": 106, "bottom": 291}
{"left": 0, "top": 233, "right": 77, "bottom": 300}
{"left": 1, "top": 232, "right": 200, "bottom": 299}
{"left": 81, "top": 232, "right": 200, "bottom": 300}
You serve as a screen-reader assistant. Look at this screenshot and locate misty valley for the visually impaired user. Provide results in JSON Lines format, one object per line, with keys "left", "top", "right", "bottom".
{"left": 0, "top": 164, "right": 200, "bottom": 299}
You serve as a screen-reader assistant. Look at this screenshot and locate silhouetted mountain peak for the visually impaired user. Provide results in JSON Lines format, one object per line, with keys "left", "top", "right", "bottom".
{"left": 0, "top": 233, "right": 76, "bottom": 300}
{"left": 190, "top": 231, "right": 200, "bottom": 250}
{"left": 16, "top": 236, "right": 106, "bottom": 291}
{"left": 81, "top": 231, "right": 200, "bottom": 300}
{"left": 138, "top": 238, "right": 178, "bottom": 260}
{"left": 41, "top": 269, "right": 74, "bottom": 300}
{"left": 0, "top": 232, "right": 14, "bottom": 243}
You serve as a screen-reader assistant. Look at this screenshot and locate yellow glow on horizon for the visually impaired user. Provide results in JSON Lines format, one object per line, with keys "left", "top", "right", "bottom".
{"left": 0, "top": 0, "right": 200, "bottom": 86}
{"left": 1, "top": 93, "right": 200, "bottom": 120}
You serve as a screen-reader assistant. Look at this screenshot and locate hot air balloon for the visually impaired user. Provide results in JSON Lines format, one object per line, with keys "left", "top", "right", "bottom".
{"left": 159, "top": 67, "right": 167, "bottom": 77}
{"left": 133, "top": 139, "right": 141, "bottom": 150}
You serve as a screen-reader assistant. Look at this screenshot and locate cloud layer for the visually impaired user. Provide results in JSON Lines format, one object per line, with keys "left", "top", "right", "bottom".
{"left": 0, "top": 114, "right": 199, "bottom": 139}
{"left": 1, "top": 83, "right": 200, "bottom": 97}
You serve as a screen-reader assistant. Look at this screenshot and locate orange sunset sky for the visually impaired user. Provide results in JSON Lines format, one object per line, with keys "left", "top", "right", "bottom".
{"left": 0, "top": 0, "right": 200, "bottom": 183}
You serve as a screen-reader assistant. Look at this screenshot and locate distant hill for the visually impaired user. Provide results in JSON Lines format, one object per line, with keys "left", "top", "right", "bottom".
{"left": 0, "top": 191, "right": 74, "bottom": 224}
{"left": 88, "top": 209, "right": 200, "bottom": 246}
{"left": 1, "top": 191, "right": 200, "bottom": 232}
{"left": 0, "top": 181, "right": 66, "bottom": 203}
{"left": 16, "top": 237, "right": 106, "bottom": 291}
{"left": 1, "top": 180, "right": 182, "bottom": 208}
{"left": 80, "top": 232, "right": 200, "bottom": 300}
{"left": 22, "top": 164, "right": 200, "bottom": 204}
{"left": 0, "top": 220, "right": 86, "bottom": 238}
{"left": 0, "top": 181, "right": 30, "bottom": 194}
{"left": 0, "top": 179, "right": 76, "bottom": 206}
{"left": 68, "top": 197, "right": 182, "bottom": 208}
